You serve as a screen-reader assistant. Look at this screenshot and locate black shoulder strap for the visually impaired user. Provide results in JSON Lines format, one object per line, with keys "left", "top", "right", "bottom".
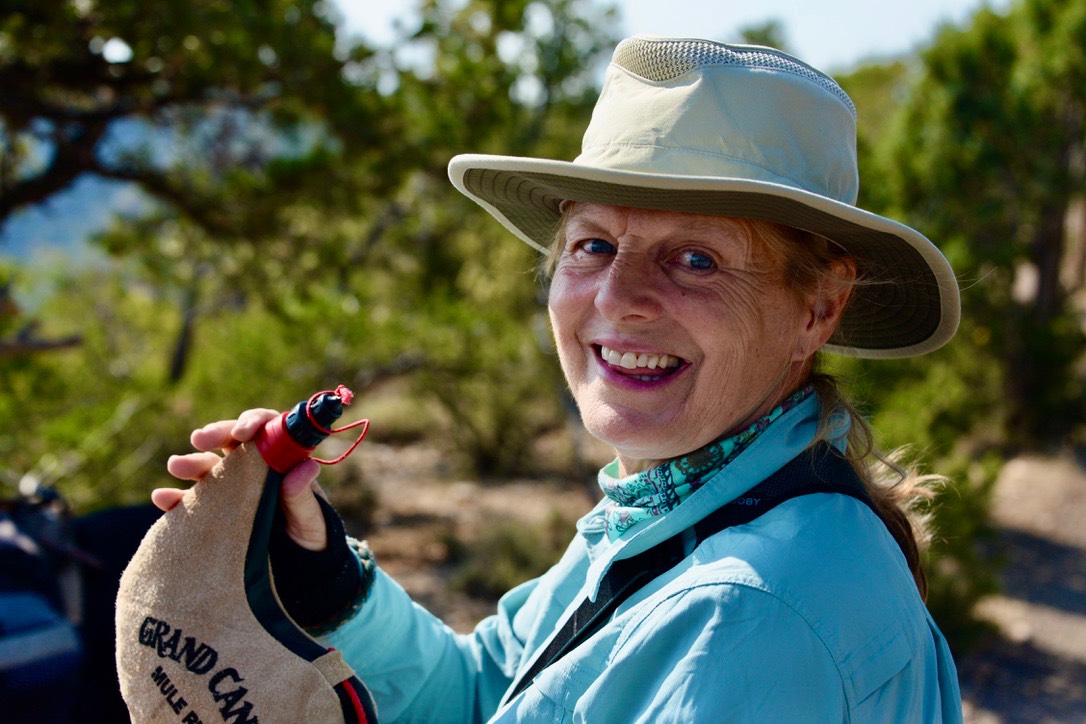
{"left": 504, "top": 443, "right": 874, "bottom": 704}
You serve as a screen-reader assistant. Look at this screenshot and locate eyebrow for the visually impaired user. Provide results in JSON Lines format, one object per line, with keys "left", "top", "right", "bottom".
{"left": 568, "top": 216, "right": 718, "bottom": 231}
{"left": 677, "top": 217, "right": 746, "bottom": 238}
{"left": 679, "top": 218, "right": 721, "bottom": 232}
{"left": 563, "top": 217, "right": 610, "bottom": 240}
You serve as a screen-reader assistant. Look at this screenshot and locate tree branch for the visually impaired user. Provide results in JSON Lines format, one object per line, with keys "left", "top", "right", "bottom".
{"left": 90, "top": 160, "right": 238, "bottom": 237}
{"left": 0, "top": 335, "right": 82, "bottom": 357}
{"left": 0, "top": 116, "right": 107, "bottom": 221}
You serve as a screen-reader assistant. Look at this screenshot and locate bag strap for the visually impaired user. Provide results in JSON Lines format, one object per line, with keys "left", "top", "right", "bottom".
{"left": 504, "top": 443, "right": 874, "bottom": 704}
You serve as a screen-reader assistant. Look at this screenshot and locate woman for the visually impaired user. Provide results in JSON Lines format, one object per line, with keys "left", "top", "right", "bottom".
{"left": 161, "top": 37, "right": 963, "bottom": 721}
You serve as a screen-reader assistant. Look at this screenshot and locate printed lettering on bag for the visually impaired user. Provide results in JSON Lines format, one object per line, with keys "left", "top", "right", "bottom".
{"left": 137, "top": 616, "right": 259, "bottom": 723}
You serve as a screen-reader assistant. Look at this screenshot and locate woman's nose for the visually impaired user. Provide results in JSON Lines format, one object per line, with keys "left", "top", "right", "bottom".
{"left": 594, "top": 255, "right": 664, "bottom": 323}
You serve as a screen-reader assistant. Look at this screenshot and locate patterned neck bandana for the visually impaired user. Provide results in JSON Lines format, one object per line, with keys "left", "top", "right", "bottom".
{"left": 598, "top": 386, "right": 815, "bottom": 541}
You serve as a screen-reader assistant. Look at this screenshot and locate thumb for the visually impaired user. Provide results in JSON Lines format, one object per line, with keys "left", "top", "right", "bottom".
{"left": 280, "top": 459, "right": 328, "bottom": 551}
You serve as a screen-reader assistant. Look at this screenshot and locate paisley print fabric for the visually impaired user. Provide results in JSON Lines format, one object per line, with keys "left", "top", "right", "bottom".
{"left": 599, "top": 386, "right": 814, "bottom": 541}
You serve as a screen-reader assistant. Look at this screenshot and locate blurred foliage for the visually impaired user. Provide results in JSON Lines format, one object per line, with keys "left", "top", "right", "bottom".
{"left": 0, "top": 0, "right": 618, "bottom": 502}
{"left": 447, "top": 509, "right": 574, "bottom": 598}
{"left": 920, "top": 451, "right": 1005, "bottom": 652}
{"left": 832, "top": 0, "right": 1086, "bottom": 651}
{"left": 2, "top": 0, "right": 1084, "bottom": 657}
{"left": 0, "top": 0, "right": 396, "bottom": 232}
{"left": 872, "top": 0, "right": 1086, "bottom": 448}
{"left": 737, "top": 20, "right": 790, "bottom": 51}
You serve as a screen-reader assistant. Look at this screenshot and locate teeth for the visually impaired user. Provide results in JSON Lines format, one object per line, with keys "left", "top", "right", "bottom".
{"left": 600, "top": 346, "right": 679, "bottom": 370}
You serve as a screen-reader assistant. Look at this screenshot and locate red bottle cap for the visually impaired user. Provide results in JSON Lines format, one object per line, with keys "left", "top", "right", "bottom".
{"left": 254, "top": 411, "right": 317, "bottom": 474}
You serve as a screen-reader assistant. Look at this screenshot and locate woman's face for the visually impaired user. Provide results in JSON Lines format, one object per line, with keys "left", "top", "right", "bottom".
{"left": 548, "top": 204, "right": 832, "bottom": 473}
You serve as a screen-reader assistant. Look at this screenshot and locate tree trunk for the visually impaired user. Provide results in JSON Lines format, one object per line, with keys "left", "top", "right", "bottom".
{"left": 168, "top": 284, "right": 199, "bottom": 384}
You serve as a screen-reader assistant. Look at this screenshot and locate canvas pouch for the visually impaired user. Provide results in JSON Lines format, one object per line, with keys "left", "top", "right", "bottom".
{"left": 115, "top": 390, "right": 377, "bottom": 723}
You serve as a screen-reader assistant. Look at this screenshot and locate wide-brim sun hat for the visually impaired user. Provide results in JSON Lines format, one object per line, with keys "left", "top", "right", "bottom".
{"left": 448, "top": 35, "right": 960, "bottom": 359}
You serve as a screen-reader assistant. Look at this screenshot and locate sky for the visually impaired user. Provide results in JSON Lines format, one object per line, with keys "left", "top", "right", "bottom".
{"left": 336, "top": 0, "right": 1013, "bottom": 73}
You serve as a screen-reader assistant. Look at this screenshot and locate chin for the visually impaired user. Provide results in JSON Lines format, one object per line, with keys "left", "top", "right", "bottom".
{"left": 582, "top": 414, "right": 677, "bottom": 466}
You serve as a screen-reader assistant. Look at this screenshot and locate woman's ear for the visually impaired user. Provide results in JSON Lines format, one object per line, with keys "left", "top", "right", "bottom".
{"left": 793, "top": 258, "right": 856, "bottom": 361}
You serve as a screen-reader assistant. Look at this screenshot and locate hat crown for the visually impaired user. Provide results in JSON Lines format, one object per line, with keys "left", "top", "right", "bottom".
{"left": 611, "top": 37, "right": 856, "bottom": 113}
{"left": 577, "top": 36, "right": 860, "bottom": 204}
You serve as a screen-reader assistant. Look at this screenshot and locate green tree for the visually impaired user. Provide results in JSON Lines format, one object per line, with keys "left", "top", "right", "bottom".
{"left": 829, "top": 0, "right": 1086, "bottom": 651}
{"left": 737, "top": 19, "right": 790, "bottom": 51}
{"left": 0, "top": 0, "right": 622, "bottom": 506}
{"left": 0, "top": 0, "right": 395, "bottom": 228}
{"left": 878, "top": 0, "right": 1086, "bottom": 447}
{"left": 0, "top": 0, "right": 406, "bottom": 378}
{"left": 371, "top": 0, "right": 618, "bottom": 473}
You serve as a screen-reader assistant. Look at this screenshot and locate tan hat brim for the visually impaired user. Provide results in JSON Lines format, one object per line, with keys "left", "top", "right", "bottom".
{"left": 449, "top": 154, "right": 960, "bottom": 359}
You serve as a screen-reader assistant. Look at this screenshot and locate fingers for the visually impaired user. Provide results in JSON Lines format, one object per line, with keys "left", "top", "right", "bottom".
{"left": 280, "top": 459, "right": 328, "bottom": 551}
{"left": 162, "top": 406, "right": 330, "bottom": 552}
{"left": 188, "top": 409, "right": 280, "bottom": 453}
{"left": 167, "top": 451, "right": 224, "bottom": 481}
{"left": 189, "top": 420, "right": 241, "bottom": 453}
{"left": 151, "top": 487, "right": 186, "bottom": 512}
{"left": 231, "top": 408, "right": 282, "bottom": 443}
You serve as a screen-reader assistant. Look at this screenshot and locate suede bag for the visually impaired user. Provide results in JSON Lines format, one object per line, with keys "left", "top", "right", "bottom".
{"left": 115, "top": 391, "right": 377, "bottom": 724}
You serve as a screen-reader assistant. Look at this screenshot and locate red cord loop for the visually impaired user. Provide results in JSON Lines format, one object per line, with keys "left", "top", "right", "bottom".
{"left": 304, "top": 387, "right": 370, "bottom": 466}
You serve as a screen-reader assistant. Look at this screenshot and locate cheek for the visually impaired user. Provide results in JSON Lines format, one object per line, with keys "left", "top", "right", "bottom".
{"left": 749, "top": 297, "right": 808, "bottom": 363}
{"left": 547, "top": 278, "right": 583, "bottom": 366}
{"left": 697, "top": 283, "right": 804, "bottom": 365}
{"left": 547, "top": 277, "right": 571, "bottom": 334}
{"left": 547, "top": 268, "right": 596, "bottom": 326}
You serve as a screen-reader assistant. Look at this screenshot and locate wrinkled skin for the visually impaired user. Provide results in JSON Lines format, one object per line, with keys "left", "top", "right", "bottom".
{"left": 548, "top": 204, "right": 851, "bottom": 475}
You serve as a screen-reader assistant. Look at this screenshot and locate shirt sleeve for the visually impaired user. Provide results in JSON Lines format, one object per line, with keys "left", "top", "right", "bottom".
{"left": 320, "top": 568, "right": 540, "bottom": 723}
{"left": 579, "top": 582, "right": 848, "bottom": 723}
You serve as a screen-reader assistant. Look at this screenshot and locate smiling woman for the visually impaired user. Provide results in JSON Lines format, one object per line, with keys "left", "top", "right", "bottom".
{"left": 159, "top": 35, "right": 964, "bottom": 723}
{"left": 547, "top": 204, "right": 850, "bottom": 473}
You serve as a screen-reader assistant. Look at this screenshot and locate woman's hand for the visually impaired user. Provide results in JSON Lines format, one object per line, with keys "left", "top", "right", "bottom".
{"left": 156, "top": 408, "right": 329, "bottom": 551}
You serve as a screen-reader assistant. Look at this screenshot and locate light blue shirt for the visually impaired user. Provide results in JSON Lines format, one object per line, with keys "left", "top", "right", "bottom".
{"left": 324, "top": 395, "right": 963, "bottom": 722}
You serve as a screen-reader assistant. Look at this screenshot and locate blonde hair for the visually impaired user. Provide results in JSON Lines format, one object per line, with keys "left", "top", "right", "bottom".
{"left": 545, "top": 209, "right": 938, "bottom": 599}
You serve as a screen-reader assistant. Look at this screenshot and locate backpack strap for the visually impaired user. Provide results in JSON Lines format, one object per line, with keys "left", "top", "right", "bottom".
{"left": 504, "top": 443, "right": 874, "bottom": 704}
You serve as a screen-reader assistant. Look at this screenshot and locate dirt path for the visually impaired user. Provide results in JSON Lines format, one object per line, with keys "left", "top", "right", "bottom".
{"left": 338, "top": 440, "right": 1086, "bottom": 721}
{"left": 958, "top": 452, "right": 1086, "bottom": 723}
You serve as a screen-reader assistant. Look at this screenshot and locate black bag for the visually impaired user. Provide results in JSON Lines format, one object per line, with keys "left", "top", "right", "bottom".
{"left": 0, "top": 486, "right": 84, "bottom": 723}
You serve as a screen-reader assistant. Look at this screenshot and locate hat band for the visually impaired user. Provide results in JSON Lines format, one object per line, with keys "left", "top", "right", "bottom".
{"left": 575, "top": 142, "right": 826, "bottom": 198}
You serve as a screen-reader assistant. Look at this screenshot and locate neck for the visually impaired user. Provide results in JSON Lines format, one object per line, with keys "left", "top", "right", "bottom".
{"left": 614, "top": 364, "right": 813, "bottom": 478}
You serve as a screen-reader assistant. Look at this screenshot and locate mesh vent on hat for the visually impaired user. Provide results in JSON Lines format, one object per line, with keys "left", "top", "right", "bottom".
{"left": 612, "top": 37, "right": 856, "bottom": 115}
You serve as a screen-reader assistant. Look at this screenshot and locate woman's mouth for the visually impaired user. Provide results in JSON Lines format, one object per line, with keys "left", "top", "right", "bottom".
{"left": 597, "top": 345, "right": 685, "bottom": 382}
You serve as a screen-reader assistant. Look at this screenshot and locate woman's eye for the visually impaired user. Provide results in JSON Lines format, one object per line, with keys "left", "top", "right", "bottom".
{"left": 678, "top": 250, "right": 716, "bottom": 271}
{"left": 581, "top": 238, "right": 616, "bottom": 255}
